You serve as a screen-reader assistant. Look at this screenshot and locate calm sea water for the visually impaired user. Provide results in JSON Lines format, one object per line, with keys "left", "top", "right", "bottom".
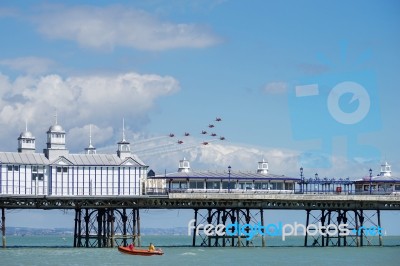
{"left": 1, "top": 235, "right": 399, "bottom": 266}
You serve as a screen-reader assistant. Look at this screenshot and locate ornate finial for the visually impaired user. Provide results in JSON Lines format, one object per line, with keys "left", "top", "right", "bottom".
{"left": 25, "top": 119, "right": 28, "bottom": 132}
{"left": 85, "top": 124, "right": 96, "bottom": 154}
{"left": 89, "top": 124, "right": 92, "bottom": 146}
{"left": 122, "top": 118, "right": 126, "bottom": 142}
{"left": 54, "top": 111, "right": 58, "bottom": 125}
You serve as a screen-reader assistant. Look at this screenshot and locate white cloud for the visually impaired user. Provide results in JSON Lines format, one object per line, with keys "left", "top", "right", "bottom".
{"left": 34, "top": 5, "right": 221, "bottom": 51}
{"left": 0, "top": 72, "right": 11, "bottom": 98}
{"left": 0, "top": 57, "right": 55, "bottom": 74}
{"left": 132, "top": 136, "right": 380, "bottom": 179}
{"left": 0, "top": 71, "right": 180, "bottom": 152}
{"left": 263, "top": 81, "right": 287, "bottom": 94}
{"left": 138, "top": 138, "right": 297, "bottom": 175}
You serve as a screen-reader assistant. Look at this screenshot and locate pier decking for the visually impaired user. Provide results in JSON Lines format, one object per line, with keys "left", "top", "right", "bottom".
{"left": 1, "top": 193, "right": 399, "bottom": 210}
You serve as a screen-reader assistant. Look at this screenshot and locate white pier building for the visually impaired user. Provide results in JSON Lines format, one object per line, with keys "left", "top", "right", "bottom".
{"left": 0, "top": 120, "right": 147, "bottom": 196}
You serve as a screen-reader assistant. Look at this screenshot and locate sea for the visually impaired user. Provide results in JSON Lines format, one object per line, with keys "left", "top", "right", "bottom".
{"left": 1, "top": 235, "right": 399, "bottom": 266}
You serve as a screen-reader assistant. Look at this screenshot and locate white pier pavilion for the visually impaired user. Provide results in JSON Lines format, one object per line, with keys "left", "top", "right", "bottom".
{"left": 0, "top": 120, "right": 147, "bottom": 196}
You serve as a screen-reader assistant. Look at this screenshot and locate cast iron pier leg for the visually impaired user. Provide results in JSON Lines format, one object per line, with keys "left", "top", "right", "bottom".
{"left": 137, "top": 209, "right": 141, "bottom": 247}
{"left": 304, "top": 210, "right": 310, "bottom": 247}
{"left": 260, "top": 209, "right": 266, "bottom": 247}
{"left": 73, "top": 209, "right": 79, "bottom": 247}
{"left": 192, "top": 209, "right": 198, "bottom": 247}
{"left": 377, "top": 210, "right": 383, "bottom": 246}
{"left": 1, "top": 208, "right": 5, "bottom": 248}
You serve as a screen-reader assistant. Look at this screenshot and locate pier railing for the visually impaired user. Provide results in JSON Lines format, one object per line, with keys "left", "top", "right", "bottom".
{"left": 144, "top": 187, "right": 399, "bottom": 196}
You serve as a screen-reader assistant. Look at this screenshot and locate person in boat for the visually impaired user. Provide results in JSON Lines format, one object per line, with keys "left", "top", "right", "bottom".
{"left": 148, "top": 243, "right": 155, "bottom": 251}
{"left": 128, "top": 243, "right": 135, "bottom": 250}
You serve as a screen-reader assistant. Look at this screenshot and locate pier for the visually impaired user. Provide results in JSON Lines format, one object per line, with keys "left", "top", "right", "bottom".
{"left": 1, "top": 121, "right": 400, "bottom": 248}
{"left": 1, "top": 193, "right": 399, "bottom": 248}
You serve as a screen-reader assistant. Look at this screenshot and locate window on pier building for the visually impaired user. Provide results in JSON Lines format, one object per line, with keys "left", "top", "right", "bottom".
{"left": 56, "top": 166, "right": 68, "bottom": 173}
{"left": 32, "top": 173, "right": 44, "bottom": 181}
{"left": 189, "top": 181, "right": 204, "bottom": 189}
{"left": 7, "top": 165, "right": 19, "bottom": 171}
{"left": 285, "top": 183, "right": 294, "bottom": 190}
{"left": 206, "top": 181, "right": 220, "bottom": 189}
{"left": 238, "top": 182, "right": 253, "bottom": 190}
{"left": 171, "top": 181, "right": 187, "bottom": 189}
{"left": 269, "top": 182, "right": 283, "bottom": 190}
{"left": 222, "top": 181, "right": 236, "bottom": 189}
{"left": 32, "top": 165, "right": 45, "bottom": 173}
{"left": 254, "top": 182, "right": 269, "bottom": 190}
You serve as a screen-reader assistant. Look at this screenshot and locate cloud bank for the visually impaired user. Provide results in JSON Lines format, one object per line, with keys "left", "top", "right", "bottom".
{"left": 134, "top": 137, "right": 376, "bottom": 179}
{"left": 0, "top": 71, "right": 180, "bottom": 151}
{"left": 33, "top": 5, "right": 222, "bottom": 51}
{"left": 0, "top": 57, "right": 55, "bottom": 75}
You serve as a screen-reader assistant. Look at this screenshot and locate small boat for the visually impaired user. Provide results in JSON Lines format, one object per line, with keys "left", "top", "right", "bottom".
{"left": 118, "top": 246, "right": 164, "bottom": 256}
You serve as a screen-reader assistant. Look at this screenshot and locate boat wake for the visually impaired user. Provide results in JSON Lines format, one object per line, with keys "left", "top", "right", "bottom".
{"left": 181, "top": 252, "right": 197, "bottom": 256}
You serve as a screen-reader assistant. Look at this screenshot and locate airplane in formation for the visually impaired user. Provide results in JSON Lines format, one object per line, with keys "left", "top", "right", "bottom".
{"left": 167, "top": 117, "right": 223, "bottom": 147}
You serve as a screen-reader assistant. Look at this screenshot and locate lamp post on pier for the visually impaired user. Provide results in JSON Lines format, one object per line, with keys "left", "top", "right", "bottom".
{"left": 228, "top": 165, "right": 231, "bottom": 193}
{"left": 300, "top": 167, "right": 304, "bottom": 193}
{"left": 369, "top": 168, "right": 373, "bottom": 194}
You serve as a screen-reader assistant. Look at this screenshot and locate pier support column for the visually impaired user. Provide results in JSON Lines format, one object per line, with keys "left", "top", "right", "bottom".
{"left": 359, "top": 210, "right": 365, "bottom": 247}
{"left": 355, "top": 210, "right": 360, "bottom": 247}
{"left": 132, "top": 209, "right": 136, "bottom": 247}
{"left": 73, "top": 209, "right": 81, "bottom": 247}
{"left": 97, "top": 209, "right": 104, "bottom": 248}
{"left": 222, "top": 210, "right": 227, "bottom": 247}
{"left": 192, "top": 209, "right": 198, "bottom": 247}
{"left": 304, "top": 210, "right": 310, "bottom": 247}
{"left": 111, "top": 210, "right": 116, "bottom": 247}
{"left": 377, "top": 210, "right": 383, "bottom": 246}
{"left": 207, "top": 209, "right": 212, "bottom": 247}
{"left": 260, "top": 209, "right": 265, "bottom": 247}
{"left": 84, "top": 209, "right": 90, "bottom": 247}
{"left": 122, "top": 209, "right": 127, "bottom": 247}
{"left": 215, "top": 209, "right": 221, "bottom": 247}
{"left": 137, "top": 209, "right": 141, "bottom": 247}
{"left": 1, "top": 208, "right": 5, "bottom": 248}
{"left": 236, "top": 209, "right": 241, "bottom": 247}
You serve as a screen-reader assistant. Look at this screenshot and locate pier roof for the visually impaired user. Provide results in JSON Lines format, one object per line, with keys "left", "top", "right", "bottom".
{"left": 0, "top": 152, "right": 146, "bottom": 167}
{"left": 0, "top": 152, "right": 49, "bottom": 165}
{"left": 153, "top": 170, "right": 299, "bottom": 181}
{"left": 51, "top": 154, "right": 146, "bottom": 166}
{"left": 356, "top": 175, "right": 400, "bottom": 183}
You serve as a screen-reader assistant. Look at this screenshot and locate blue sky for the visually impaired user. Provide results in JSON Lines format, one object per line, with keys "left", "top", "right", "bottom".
{"left": 1, "top": 0, "right": 400, "bottom": 232}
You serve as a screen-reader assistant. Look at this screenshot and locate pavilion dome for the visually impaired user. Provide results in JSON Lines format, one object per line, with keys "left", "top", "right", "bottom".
{"left": 19, "top": 131, "right": 34, "bottom": 139}
{"left": 48, "top": 124, "right": 64, "bottom": 133}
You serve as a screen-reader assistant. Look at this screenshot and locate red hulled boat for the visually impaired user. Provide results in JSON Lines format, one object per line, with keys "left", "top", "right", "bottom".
{"left": 118, "top": 246, "right": 164, "bottom": 256}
